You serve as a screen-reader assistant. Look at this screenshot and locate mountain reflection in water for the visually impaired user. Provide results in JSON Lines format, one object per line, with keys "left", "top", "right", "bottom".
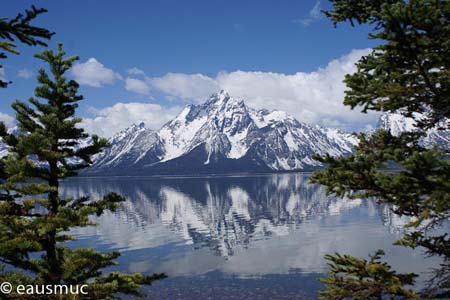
{"left": 61, "top": 174, "right": 430, "bottom": 282}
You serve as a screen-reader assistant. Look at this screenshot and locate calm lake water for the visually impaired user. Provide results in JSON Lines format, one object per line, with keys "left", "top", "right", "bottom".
{"left": 61, "top": 174, "right": 435, "bottom": 300}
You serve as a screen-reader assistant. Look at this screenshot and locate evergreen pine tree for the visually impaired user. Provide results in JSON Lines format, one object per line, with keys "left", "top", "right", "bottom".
{"left": 311, "top": 0, "right": 450, "bottom": 298}
{"left": 0, "top": 5, "right": 53, "bottom": 88}
{"left": 0, "top": 44, "right": 166, "bottom": 299}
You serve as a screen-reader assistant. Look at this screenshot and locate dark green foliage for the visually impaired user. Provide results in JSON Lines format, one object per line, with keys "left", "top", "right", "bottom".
{"left": 312, "top": 0, "right": 450, "bottom": 298}
{"left": 326, "top": 0, "right": 450, "bottom": 130}
{"left": 313, "top": 131, "right": 450, "bottom": 297}
{"left": 320, "top": 250, "right": 418, "bottom": 300}
{"left": 0, "top": 44, "right": 166, "bottom": 299}
{"left": 0, "top": 5, "right": 54, "bottom": 88}
{"left": 312, "top": 131, "right": 450, "bottom": 222}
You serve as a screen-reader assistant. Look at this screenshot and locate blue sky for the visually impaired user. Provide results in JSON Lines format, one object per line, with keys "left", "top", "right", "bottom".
{"left": 1, "top": 0, "right": 378, "bottom": 137}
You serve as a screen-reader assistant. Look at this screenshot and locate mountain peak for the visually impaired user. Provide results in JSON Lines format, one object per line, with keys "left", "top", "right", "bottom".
{"left": 203, "top": 90, "right": 247, "bottom": 113}
{"left": 206, "top": 90, "right": 230, "bottom": 103}
{"left": 216, "top": 89, "right": 230, "bottom": 98}
{"left": 112, "top": 122, "right": 146, "bottom": 141}
{"left": 128, "top": 121, "right": 146, "bottom": 131}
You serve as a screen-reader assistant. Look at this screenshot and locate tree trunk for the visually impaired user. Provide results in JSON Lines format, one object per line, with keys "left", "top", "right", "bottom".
{"left": 45, "top": 154, "right": 61, "bottom": 284}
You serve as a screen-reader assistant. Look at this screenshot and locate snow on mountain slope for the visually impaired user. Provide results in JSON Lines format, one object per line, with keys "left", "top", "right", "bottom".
{"left": 321, "top": 127, "right": 359, "bottom": 153}
{"left": 246, "top": 109, "right": 353, "bottom": 170}
{"left": 378, "top": 112, "right": 450, "bottom": 149}
{"left": 188, "top": 92, "right": 255, "bottom": 161}
{"left": 159, "top": 105, "right": 208, "bottom": 161}
{"left": 0, "top": 126, "right": 20, "bottom": 158}
{"left": 377, "top": 113, "right": 416, "bottom": 136}
{"left": 91, "top": 122, "right": 164, "bottom": 171}
{"left": 0, "top": 142, "right": 8, "bottom": 158}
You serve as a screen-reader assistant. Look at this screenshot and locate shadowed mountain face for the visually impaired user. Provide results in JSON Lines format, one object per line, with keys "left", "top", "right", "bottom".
{"left": 60, "top": 174, "right": 433, "bottom": 281}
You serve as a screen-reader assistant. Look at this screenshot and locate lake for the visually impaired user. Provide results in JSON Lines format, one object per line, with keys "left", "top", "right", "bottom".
{"left": 61, "top": 174, "right": 434, "bottom": 300}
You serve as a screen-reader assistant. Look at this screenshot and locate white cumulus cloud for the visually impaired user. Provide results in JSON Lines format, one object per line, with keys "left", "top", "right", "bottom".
{"left": 71, "top": 58, "right": 121, "bottom": 87}
{"left": 294, "top": 1, "right": 323, "bottom": 27}
{"left": 127, "top": 67, "right": 145, "bottom": 76}
{"left": 0, "top": 112, "right": 16, "bottom": 128}
{"left": 125, "top": 77, "right": 150, "bottom": 95}
{"left": 17, "top": 68, "right": 33, "bottom": 79}
{"left": 143, "top": 48, "right": 378, "bottom": 130}
{"left": 81, "top": 102, "right": 181, "bottom": 138}
{"left": 148, "top": 73, "right": 219, "bottom": 101}
{"left": 0, "top": 67, "right": 7, "bottom": 83}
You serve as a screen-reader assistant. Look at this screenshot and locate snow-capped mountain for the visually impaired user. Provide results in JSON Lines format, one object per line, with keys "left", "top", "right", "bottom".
{"left": 86, "top": 91, "right": 358, "bottom": 175}
{"left": 2, "top": 91, "right": 448, "bottom": 175}
{"left": 377, "top": 112, "right": 450, "bottom": 149}
{"left": 91, "top": 122, "right": 164, "bottom": 172}
{"left": 0, "top": 126, "right": 20, "bottom": 158}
